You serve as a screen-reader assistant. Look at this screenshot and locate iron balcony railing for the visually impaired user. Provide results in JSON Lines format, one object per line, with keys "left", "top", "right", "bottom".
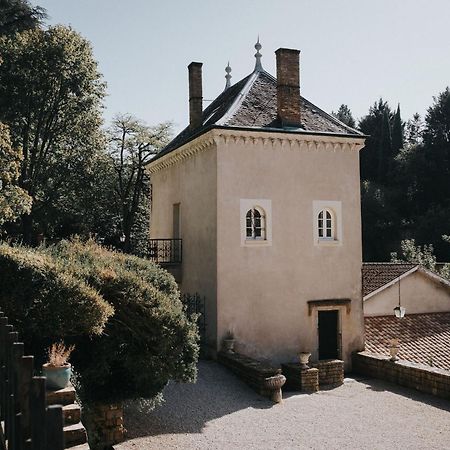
{"left": 147, "top": 239, "right": 182, "bottom": 264}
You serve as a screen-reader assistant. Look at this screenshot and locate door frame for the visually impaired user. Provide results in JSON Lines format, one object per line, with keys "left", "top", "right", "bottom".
{"left": 315, "top": 306, "right": 342, "bottom": 360}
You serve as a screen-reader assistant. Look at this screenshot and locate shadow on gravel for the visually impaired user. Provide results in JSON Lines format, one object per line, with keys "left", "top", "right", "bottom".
{"left": 357, "top": 376, "right": 450, "bottom": 413}
{"left": 123, "top": 360, "right": 274, "bottom": 439}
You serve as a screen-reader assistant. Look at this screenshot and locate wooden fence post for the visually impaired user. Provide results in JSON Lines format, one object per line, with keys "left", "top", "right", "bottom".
{"left": 13, "top": 343, "right": 24, "bottom": 450}
{"left": 7, "top": 331, "right": 18, "bottom": 448}
{"left": 18, "top": 356, "right": 33, "bottom": 450}
{"left": 30, "top": 377, "right": 46, "bottom": 450}
{"left": 45, "top": 405, "right": 64, "bottom": 450}
{"left": 0, "top": 316, "right": 8, "bottom": 422}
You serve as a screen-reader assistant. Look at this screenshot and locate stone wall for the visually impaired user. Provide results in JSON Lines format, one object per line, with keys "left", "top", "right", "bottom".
{"left": 83, "top": 402, "right": 125, "bottom": 449}
{"left": 281, "top": 363, "right": 319, "bottom": 393}
{"left": 311, "top": 359, "right": 344, "bottom": 388}
{"left": 353, "top": 352, "right": 450, "bottom": 400}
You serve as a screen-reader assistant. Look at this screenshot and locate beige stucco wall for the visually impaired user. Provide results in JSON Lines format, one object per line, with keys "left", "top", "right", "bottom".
{"left": 148, "top": 129, "right": 366, "bottom": 370}
{"left": 148, "top": 141, "right": 218, "bottom": 346}
{"left": 364, "top": 270, "right": 450, "bottom": 316}
{"left": 215, "top": 130, "right": 365, "bottom": 370}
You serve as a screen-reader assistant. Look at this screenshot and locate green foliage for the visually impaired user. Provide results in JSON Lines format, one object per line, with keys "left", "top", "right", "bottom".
{"left": 0, "top": 25, "right": 106, "bottom": 243}
{"left": 391, "top": 238, "right": 450, "bottom": 280}
{"left": 0, "top": 0, "right": 46, "bottom": 36}
{"left": 391, "top": 105, "right": 404, "bottom": 154}
{"left": 43, "top": 239, "right": 199, "bottom": 404}
{"left": 0, "top": 122, "right": 32, "bottom": 226}
{"left": 107, "top": 114, "right": 172, "bottom": 253}
{"left": 0, "top": 243, "right": 113, "bottom": 340}
{"left": 331, "top": 104, "right": 356, "bottom": 128}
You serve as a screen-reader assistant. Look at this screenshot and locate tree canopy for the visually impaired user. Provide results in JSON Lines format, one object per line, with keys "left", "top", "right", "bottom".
{"left": 0, "top": 0, "right": 46, "bottom": 36}
{"left": 0, "top": 122, "right": 32, "bottom": 226}
{"left": 0, "top": 25, "right": 106, "bottom": 242}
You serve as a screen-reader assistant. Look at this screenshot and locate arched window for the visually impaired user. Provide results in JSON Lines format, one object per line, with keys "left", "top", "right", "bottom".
{"left": 246, "top": 207, "right": 266, "bottom": 240}
{"left": 318, "top": 209, "right": 334, "bottom": 239}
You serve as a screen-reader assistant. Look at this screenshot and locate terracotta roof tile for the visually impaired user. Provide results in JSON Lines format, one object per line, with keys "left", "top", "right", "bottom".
{"left": 362, "top": 262, "right": 417, "bottom": 297}
{"left": 365, "top": 313, "right": 450, "bottom": 372}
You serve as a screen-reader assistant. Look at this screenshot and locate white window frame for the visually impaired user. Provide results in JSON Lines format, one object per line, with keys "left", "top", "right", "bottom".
{"left": 240, "top": 199, "right": 272, "bottom": 246}
{"left": 313, "top": 200, "right": 342, "bottom": 246}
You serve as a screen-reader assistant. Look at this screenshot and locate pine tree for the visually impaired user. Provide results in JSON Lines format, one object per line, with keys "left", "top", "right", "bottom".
{"left": 331, "top": 104, "right": 356, "bottom": 128}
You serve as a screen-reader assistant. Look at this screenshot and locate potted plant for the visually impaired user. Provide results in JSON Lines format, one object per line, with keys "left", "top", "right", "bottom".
{"left": 43, "top": 342, "right": 75, "bottom": 390}
{"left": 223, "top": 330, "right": 235, "bottom": 353}
{"left": 299, "top": 351, "right": 311, "bottom": 370}
{"left": 388, "top": 338, "right": 399, "bottom": 362}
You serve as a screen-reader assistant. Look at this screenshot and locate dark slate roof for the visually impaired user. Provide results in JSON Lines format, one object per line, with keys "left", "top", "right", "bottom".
{"left": 153, "top": 69, "right": 363, "bottom": 162}
{"left": 362, "top": 263, "right": 417, "bottom": 297}
{"left": 365, "top": 313, "right": 450, "bottom": 372}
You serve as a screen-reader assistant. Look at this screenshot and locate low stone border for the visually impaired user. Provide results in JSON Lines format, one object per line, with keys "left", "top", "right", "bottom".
{"left": 353, "top": 351, "right": 450, "bottom": 400}
{"left": 217, "top": 351, "right": 286, "bottom": 403}
{"left": 281, "top": 363, "right": 319, "bottom": 393}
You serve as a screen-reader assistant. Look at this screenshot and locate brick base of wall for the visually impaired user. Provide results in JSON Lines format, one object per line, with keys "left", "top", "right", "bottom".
{"left": 311, "top": 360, "right": 344, "bottom": 388}
{"left": 281, "top": 363, "right": 319, "bottom": 393}
{"left": 353, "top": 352, "right": 450, "bottom": 401}
{"left": 83, "top": 402, "right": 125, "bottom": 449}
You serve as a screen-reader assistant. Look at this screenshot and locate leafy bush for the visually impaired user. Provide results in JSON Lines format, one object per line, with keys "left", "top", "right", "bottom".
{"left": 43, "top": 239, "right": 199, "bottom": 403}
{"left": 0, "top": 243, "right": 112, "bottom": 340}
{"left": 0, "top": 239, "right": 199, "bottom": 404}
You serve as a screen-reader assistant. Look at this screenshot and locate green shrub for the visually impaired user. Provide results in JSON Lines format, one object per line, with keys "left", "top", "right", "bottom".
{"left": 44, "top": 239, "right": 199, "bottom": 403}
{"left": 0, "top": 243, "right": 113, "bottom": 340}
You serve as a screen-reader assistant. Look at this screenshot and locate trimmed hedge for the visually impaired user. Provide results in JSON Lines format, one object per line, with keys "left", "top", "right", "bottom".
{"left": 43, "top": 239, "right": 199, "bottom": 403}
{"left": 0, "top": 243, "right": 113, "bottom": 339}
{"left": 0, "top": 240, "right": 199, "bottom": 404}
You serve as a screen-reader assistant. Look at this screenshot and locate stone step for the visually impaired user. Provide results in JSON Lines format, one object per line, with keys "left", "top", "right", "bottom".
{"left": 64, "top": 422, "right": 87, "bottom": 448}
{"left": 69, "top": 445, "right": 89, "bottom": 450}
{"left": 63, "top": 403, "right": 81, "bottom": 425}
{"left": 46, "top": 385, "right": 76, "bottom": 406}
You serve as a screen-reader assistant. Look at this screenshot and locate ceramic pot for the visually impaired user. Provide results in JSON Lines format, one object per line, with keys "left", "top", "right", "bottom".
{"left": 43, "top": 363, "right": 71, "bottom": 390}
{"left": 299, "top": 352, "right": 311, "bottom": 370}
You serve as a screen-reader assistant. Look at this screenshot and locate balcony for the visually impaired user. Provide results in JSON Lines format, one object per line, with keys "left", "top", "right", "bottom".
{"left": 147, "top": 239, "right": 182, "bottom": 265}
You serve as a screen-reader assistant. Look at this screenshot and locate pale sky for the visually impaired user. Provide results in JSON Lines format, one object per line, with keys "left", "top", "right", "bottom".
{"left": 36, "top": 0, "right": 450, "bottom": 133}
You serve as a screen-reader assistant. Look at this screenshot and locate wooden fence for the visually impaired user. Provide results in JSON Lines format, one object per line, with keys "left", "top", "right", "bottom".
{"left": 0, "top": 310, "right": 64, "bottom": 450}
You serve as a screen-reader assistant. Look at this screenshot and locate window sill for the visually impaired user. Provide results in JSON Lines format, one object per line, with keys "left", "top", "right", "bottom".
{"left": 316, "top": 239, "right": 341, "bottom": 247}
{"left": 243, "top": 239, "right": 271, "bottom": 247}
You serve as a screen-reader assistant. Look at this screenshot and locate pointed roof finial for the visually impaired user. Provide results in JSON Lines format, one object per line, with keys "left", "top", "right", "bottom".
{"left": 254, "top": 36, "right": 263, "bottom": 71}
{"left": 224, "top": 61, "right": 232, "bottom": 90}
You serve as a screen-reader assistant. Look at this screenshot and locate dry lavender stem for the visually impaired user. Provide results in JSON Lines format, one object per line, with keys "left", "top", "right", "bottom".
{"left": 47, "top": 342, "right": 75, "bottom": 367}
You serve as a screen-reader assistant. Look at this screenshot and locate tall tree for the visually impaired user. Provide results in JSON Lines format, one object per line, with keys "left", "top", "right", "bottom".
{"left": 0, "top": 122, "right": 32, "bottom": 227}
{"left": 404, "top": 113, "right": 424, "bottom": 147}
{"left": 0, "top": 0, "right": 46, "bottom": 36}
{"left": 391, "top": 104, "right": 404, "bottom": 155}
{"left": 332, "top": 104, "right": 356, "bottom": 128}
{"left": 107, "top": 114, "right": 171, "bottom": 253}
{"left": 377, "top": 109, "right": 393, "bottom": 183}
{"left": 0, "top": 25, "right": 106, "bottom": 243}
{"left": 358, "top": 99, "right": 393, "bottom": 182}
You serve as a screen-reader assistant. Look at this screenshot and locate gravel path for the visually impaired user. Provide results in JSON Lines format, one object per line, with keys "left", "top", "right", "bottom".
{"left": 116, "top": 361, "right": 450, "bottom": 450}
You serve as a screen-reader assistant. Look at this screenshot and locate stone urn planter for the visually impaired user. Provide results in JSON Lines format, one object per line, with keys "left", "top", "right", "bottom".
{"left": 263, "top": 374, "right": 286, "bottom": 403}
{"left": 299, "top": 352, "right": 311, "bottom": 370}
{"left": 388, "top": 339, "right": 399, "bottom": 362}
{"left": 223, "top": 330, "right": 235, "bottom": 353}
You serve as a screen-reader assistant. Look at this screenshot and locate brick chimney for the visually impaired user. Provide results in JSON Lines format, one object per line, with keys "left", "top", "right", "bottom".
{"left": 275, "top": 48, "right": 301, "bottom": 127}
{"left": 188, "top": 62, "right": 203, "bottom": 130}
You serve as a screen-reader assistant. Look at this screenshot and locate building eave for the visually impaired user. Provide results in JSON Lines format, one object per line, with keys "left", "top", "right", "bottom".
{"left": 147, "top": 124, "right": 367, "bottom": 167}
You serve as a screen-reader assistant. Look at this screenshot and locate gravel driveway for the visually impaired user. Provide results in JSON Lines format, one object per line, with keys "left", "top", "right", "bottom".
{"left": 116, "top": 360, "right": 450, "bottom": 449}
